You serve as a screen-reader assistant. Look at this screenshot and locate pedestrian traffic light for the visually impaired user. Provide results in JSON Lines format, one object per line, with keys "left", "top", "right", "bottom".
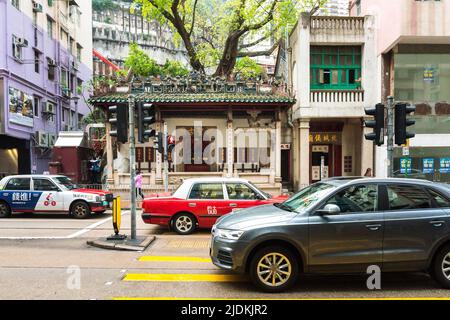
{"left": 167, "top": 135, "right": 175, "bottom": 154}
{"left": 364, "top": 103, "right": 385, "bottom": 146}
{"left": 153, "top": 132, "right": 164, "bottom": 154}
{"left": 137, "top": 102, "right": 156, "bottom": 143}
{"left": 108, "top": 105, "right": 128, "bottom": 143}
{"left": 395, "top": 103, "right": 415, "bottom": 146}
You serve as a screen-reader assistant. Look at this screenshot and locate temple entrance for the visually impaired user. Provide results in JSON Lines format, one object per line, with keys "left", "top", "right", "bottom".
{"left": 177, "top": 126, "right": 217, "bottom": 172}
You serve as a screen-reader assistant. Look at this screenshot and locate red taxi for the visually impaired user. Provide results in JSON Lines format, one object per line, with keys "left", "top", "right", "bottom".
{"left": 142, "top": 178, "right": 288, "bottom": 234}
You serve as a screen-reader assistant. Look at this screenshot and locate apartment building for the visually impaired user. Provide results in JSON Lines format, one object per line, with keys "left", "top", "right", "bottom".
{"left": 350, "top": 0, "right": 450, "bottom": 183}
{"left": 0, "top": 0, "right": 93, "bottom": 176}
{"left": 289, "top": 13, "right": 378, "bottom": 189}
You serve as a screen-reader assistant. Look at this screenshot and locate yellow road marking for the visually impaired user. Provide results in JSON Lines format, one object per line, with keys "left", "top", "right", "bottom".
{"left": 123, "top": 273, "right": 246, "bottom": 282}
{"left": 114, "top": 297, "right": 450, "bottom": 301}
{"left": 139, "top": 256, "right": 212, "bottom": 263}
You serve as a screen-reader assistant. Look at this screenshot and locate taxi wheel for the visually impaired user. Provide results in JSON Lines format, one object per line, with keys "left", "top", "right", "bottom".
{"left": 249, "top": 246, "right": 298, "bottom": 293}
{"left": 0, "top": 202, "right": 11, "bottom": 218}
{"left": 173, "top": 213, "right": 197, "bottom": 235}
{"left": 71, "top": 201, "right": 91, "bottom": 219}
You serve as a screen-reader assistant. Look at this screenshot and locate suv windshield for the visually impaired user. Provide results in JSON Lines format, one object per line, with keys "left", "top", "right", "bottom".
{"left": 279, "top": 183, "right": 336, "bottom": 213}
{"left": 54, "top": 176, "right": 77, "bottom": 190}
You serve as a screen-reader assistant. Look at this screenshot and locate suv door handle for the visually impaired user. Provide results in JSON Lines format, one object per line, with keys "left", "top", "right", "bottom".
{"left": 188, "top": 203, "right": 196, "bottom": 207}
{"left": 229, "top": 203, "right": 237, "bottom": 207}
{"left": 430, "top": 220, "right": 445, "bottom": 228}
{"left": 366, "top": 224, "right": 382, "bottom": 231}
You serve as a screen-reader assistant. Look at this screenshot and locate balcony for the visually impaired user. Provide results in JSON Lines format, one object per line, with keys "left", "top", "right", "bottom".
{"left": 295, "top": 89, "right": 365, "bottom": 118}
{"left": 310, "top": 16, "right": 365, "bottom": 44}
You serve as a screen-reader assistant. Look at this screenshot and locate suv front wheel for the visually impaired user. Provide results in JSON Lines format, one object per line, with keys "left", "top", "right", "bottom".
{"left": 432, "top": 244, "right": 450, "bottom": 289}
{"left": 249, "top": 246, "right": 299, "bottom": 293}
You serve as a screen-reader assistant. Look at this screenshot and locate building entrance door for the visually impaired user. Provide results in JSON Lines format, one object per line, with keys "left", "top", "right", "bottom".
{"left": 311, "top": 145, "right": 331, "bottom": 182}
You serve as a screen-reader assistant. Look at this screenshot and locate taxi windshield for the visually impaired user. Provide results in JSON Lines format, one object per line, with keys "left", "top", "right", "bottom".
{"left": 279, "top": 183, "right": 336, "bottom": 213}
{"left": 54, "top": 177, "right": 77, "bottom": 190}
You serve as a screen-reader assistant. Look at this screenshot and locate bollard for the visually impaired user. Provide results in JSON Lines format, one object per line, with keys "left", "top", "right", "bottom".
{"left": 107, "top": 196, "right": 127, "bottom": 241}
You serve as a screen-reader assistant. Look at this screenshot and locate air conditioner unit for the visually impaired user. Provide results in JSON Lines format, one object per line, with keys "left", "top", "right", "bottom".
{"left": 48, "top": 134, "right": 57, "bottom": 147}
{"left": 43, "top": 102, "right": 56, "bottom": 115}
{"left": 32, "top": 2, "right": 43, "bottom": 12}
{"left": 35, "top": 131, "right": 49, "bottom": 148}
{"left": 47, "top": 57, "right": 56, "bottom": 66}
{"left": 14, "top": 37, "right": 28, "bottom": 47}
{"left": 71, "top": 61, "right": 79, "bottom": 70}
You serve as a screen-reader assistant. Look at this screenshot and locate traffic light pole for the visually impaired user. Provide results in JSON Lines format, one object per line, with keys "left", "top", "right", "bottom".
{"left": 163, "top": 123, "right": 169, "bottom": 192}
{"left": 386, "top": 96, "right": 394, "bottom": 178}
{"left": 128, "top": 94, "right": 137, "bottom": 240}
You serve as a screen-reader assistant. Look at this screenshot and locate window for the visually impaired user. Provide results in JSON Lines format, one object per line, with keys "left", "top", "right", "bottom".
{"left": 34, "top": 50, "right": 40, "bottom": 73}
{"left": 47, "top": 58, "right": 55, "bottom": 81}
{"left": 47, "top": 17, "right": 53, "bottom": 39}
{"left": 321, "top": 184, "right": 378, "bottom": 214}
{"left": 33, "top": 96, "right": 40, "bottom": 117}
{"left": 226, "top": 183, "right": 259, "bottom": 200}
{"left": 62, "top": 107, "right": 67, "bottom": 122}
{"left": 33, "top": 178, "right": 60, "bottom": 192}
{"left": 188, "top": 183, "right": 224, "bottom": 200}
{"left": 12, "top": 36, "right": 23, "bottom": 60}
{"left": 76, "top": 44, "right": 82, "bottom": 62}
{"left": 11, "top": 0, "right": 20, "bottom": 10}
{"left": 387, "top": 185, "right": 432, "bottom": 210}
{"left": 427, "top": 189, "right": 450, "bottom": 208}
{"left": 5, "top": 178, "right": 30, "bottom": 191}
{"left": 310, "top": 46, "right": 362, "bottom": 90}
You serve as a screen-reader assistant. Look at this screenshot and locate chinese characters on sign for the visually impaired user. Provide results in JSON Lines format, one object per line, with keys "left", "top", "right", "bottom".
{"left": 400, "top": 157, "right": 412, "bottom": 174}
{"left": 439, "top": 158, "right": 450, "bottom": 173}
{"left": 309, "top": 133, "right": 341, "bottom": 144}
{"left": 12, "top": 192, "right": 31, "bottom": 202}
{"left": 422, "top": 158, "right": 435, "bottom": 174}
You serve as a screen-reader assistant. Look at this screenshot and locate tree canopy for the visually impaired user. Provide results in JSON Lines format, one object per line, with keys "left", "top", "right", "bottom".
{"left": 132, "top": 0, "right": 328, "bottom": 77}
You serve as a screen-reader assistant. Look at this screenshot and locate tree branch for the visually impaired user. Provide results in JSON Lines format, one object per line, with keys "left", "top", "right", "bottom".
{"left": 242, "top": 0, "right": 278, "bottom": 32}
{"left": 147, "top": 0, "right": 176, "bottom": 24}
{"left": 239, "top": 34, "right": 271, "bottom": 49}
{"left": 237, "top": 39, "right": 280, "bottom": 57}
{"left": 189, "top": 0, "right": 198, "bottom": 36}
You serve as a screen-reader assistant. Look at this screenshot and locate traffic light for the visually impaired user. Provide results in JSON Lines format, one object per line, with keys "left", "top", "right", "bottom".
{"left": 153, "top": 132, "right": 164, "bottom": 154}
{"left": 137, "top": 102, "right": 156, "bottom": 143}
{"left": 108, "top": 105, "right": 128, "bottom": 143}
{"left": 395, "top": 103, "right": 415, "bottom": 146}
{"left": 167, "top": 135, "right": 175, "bottom": 154}
{"left": 364, "top": 103, "right": 385, "bottom": 146}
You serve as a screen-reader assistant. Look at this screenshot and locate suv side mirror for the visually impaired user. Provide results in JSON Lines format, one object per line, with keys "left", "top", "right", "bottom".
{"left": 316, "top": 204, "right": 341, "bottom": 216}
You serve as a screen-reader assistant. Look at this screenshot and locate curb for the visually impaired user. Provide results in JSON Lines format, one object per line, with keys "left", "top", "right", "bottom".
{"left": 86, "top": 235, "right": 156, "bottom": 251}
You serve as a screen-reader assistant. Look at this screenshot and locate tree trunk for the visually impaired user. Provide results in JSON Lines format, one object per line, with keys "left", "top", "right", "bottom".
{"left": 173, "top": 16, "right": 205, "bottom": 74}
{"left": 213, "top": 32, "right": 241, "bottom": 78}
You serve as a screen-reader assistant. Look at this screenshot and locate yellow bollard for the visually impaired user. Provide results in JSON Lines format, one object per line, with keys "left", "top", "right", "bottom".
{"left": 108, "top": 196, "right": 127, "bottom": 241}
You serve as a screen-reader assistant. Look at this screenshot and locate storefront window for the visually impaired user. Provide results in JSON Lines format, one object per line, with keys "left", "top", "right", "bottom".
{"left": 393, "top": 147, "right": 450, "bottom": 184}
{"left": 394, "top": 54, "right": 450, "bottom": 103}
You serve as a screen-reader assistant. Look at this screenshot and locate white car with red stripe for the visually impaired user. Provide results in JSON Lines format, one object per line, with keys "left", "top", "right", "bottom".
{"left": 0, "top": 175, "right": 113, "bottom": 219}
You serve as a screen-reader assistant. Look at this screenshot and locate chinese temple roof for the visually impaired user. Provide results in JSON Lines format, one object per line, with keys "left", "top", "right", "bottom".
{"left": 89, "top": 92, "right": 295, "bottom": 105}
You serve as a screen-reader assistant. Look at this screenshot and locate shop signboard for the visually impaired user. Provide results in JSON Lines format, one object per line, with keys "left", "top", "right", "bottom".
{"left": 8, "top": 87, "right": 34, "bottom": 127}
{"left": 400, "top": 157, "right": 412, "bottom": 174}
{"left": 422, "top": 158, "right": 435, "bottom": 174}
{"left": 439, "top": 158, "right": 450, "bottom": 173}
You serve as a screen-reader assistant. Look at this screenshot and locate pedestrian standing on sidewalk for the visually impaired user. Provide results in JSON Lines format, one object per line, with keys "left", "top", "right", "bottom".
{"left": 364, "top": 168, "right": 372, "bottom": 177}
{"left": 135, "top": 171, "right": 144, "bottom": 200}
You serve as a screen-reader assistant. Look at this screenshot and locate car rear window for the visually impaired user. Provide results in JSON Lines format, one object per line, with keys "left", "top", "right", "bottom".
{"left": 5, "top": 178, "right": 30, "bottom": 191}
{"left": 427, "top": 189, "right": 450, "bottom": 208}
{"left": 189, "top": 183, "right": 224, "bottom": 200}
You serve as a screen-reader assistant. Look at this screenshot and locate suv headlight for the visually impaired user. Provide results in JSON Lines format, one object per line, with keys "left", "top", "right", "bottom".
{"left": 216, "top": 228, "right": 244, "bottom": 240}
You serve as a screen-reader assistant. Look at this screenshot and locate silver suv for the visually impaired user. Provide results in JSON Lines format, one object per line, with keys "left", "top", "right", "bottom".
{"left": 210, "top": 178, "right": 450, "bottom": 292}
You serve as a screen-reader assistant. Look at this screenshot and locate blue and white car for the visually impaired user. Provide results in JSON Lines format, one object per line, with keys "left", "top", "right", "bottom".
{"left": 0, "top": 175, "right": 113, "bottom": 219}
